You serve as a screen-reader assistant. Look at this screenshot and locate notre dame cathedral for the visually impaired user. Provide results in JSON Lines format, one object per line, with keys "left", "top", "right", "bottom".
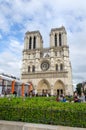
{"left": 21, "top": 26, "right": 73, "bottom": 96}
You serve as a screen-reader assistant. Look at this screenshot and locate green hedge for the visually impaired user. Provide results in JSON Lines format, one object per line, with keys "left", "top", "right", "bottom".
{"left": 0, "top": 97, "right": 86, "bottom": 128}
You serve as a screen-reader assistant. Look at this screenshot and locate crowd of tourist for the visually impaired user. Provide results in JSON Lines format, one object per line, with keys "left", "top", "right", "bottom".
{"left": 0, "top": 87, "right": 86, "bottom": 103}
{"left": 56, "top": 92, "right": 86, "bottom": 103}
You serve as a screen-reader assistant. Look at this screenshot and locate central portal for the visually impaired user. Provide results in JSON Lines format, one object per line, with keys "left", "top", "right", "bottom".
{"left": 53, "top": 80, "right": 65, "bottom": 96}
{"left": 37, "top": 79, "right": 50, "bottom": 96}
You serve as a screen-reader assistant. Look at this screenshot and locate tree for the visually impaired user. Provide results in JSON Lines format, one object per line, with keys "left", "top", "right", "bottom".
{"left": 76, "top": 83, "right": 82, "bottom": 96}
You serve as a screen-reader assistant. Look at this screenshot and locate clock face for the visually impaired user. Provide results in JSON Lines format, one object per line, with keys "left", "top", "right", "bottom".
{"left": 41, "top": 62, "right": 49, "bottom": 71}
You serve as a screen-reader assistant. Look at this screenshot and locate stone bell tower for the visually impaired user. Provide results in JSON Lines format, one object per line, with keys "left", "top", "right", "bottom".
{"left": 49, "top": 26, "right": 73, "bottom": 95}
{"left": 24, "top": 31, "right": 43, "bottom": 50}
{"left": 50, "top": 26, "right": 67, "bottom": 47}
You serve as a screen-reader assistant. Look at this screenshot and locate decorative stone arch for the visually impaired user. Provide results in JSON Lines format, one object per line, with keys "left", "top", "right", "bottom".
{"left": 56, "top": 59, "right": 64, "bottom": 71}
{"left": 53, "top": 80, "right": 65, "bottom": 96}
{"left": 56, "top": 58, "right": 64, "bottom": 63}
{"left": 37, "top": 79, "right": 51, "bottom": 96}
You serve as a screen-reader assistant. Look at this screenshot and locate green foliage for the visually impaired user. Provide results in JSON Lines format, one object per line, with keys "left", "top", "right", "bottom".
{"left": 0, "top": 97, "right": 86, "bottom": 128}
{"left": 76, "top": 83, "right": 82, "bottom": 95}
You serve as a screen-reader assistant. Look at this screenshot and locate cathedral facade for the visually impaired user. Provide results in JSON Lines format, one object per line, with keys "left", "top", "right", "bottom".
{"left": 21, "top": 26, "right": 73, "bottom": 96}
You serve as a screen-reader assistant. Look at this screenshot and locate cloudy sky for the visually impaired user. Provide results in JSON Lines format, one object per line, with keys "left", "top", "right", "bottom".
{"left": 0, "top": 0, "right": 86, "bottom": 86}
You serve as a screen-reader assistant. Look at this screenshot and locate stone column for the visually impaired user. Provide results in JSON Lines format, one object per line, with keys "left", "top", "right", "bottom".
{"left": 50, "top": 33, "right": 54, "bottom": 47}
{"left": 51, "top": 85, "right": 54, "bottom": 96}
{"left": 24, "top": 36, "right": 28, "bottom": 50}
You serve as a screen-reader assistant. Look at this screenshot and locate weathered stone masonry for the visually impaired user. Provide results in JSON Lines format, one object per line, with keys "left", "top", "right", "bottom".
{"left": 21, "top": 26, "right": 73, "bottom": 96}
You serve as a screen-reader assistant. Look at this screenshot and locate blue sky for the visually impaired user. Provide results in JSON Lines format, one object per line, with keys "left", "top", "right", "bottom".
{"left": 0, "top": 0, "right": 86, "bottom": 86}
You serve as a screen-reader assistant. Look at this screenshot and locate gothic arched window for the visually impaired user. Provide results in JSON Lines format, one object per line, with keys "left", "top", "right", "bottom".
{"left": 59, "top": 33, "right": 62, "bottom": 46}
{"left": 32, "top": 65, "right": 35, "bottom": 72}
{"left": 60, "top": 63, "right": 63, "bottom": 71}
{"left": 55, "top": 34, "right": 57, "bottom": 47}
{"left": 56, "top": 64, "right": 58, "bottom": 71}
{"left": 29, "top": 37, "right": 32, "bottom": 49}
{"left": 28, "top": 66, "right": 30, "bottom": 72}
{"left": 33, "top": 36, "right": 36, "bottom": 49}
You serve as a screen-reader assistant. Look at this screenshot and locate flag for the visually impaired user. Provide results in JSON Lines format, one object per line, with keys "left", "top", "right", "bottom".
{"left": 11, "top": 80, "right": 15, "bottom": 94}
{"left": 21, "top": 83, "right": 25, "bottom": 97}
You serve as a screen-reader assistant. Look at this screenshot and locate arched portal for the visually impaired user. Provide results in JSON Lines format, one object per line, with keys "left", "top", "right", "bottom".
{"left": 37, "top": 79, "right": 50, "bottom": 96}
{"left": 54, "top": 80, "right": 65, "bottom": 96}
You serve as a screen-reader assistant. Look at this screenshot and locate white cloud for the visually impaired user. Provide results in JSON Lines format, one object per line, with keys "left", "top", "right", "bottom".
{"left": 0, "top": 39, "right": 23, "bottom": 76}
{"left": 0, "top": 34, "right": 2, "bottom": 39}
{"left": 9, "top": 39, "right": 23, "bottom": 55}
